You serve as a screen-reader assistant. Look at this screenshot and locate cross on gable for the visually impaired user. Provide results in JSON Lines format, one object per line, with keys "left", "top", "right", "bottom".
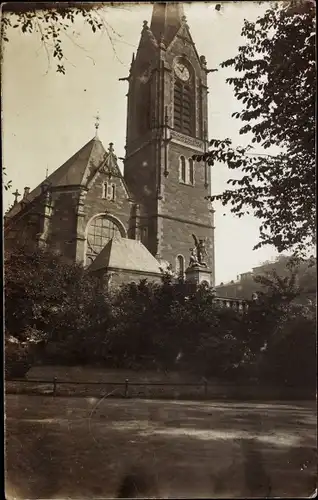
{"left": 13, "top": 189, "right": 21, "bottom": 203}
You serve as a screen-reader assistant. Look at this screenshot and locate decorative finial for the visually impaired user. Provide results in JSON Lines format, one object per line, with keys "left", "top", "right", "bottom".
{"left": 159, "top": 34, "right": 166, "bottom": 50}
{"left": 181, "top": 15, "right": 187, "bottom": 23}
{"left": 41, "top": 180, "right": 50, "bottom": 194}
{"left": 108, "top": 142, "right": 114, "bottom": 153}
{"left": 142, "top": 20, "right": 148, "bottom": 30}
{"left": 46, "top": 166, "right": 49, "bottom": 179}
{"left": 13, "top": 189, "right": 21, "bottom": 205}
{"left": 200, "top": 55, "right": 207, "bottom": 67}
{"left": 94, "top": 112, "right": 100, "bottom": 136}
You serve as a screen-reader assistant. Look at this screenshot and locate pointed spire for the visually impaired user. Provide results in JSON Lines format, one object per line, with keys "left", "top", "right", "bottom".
{"left": 150, "top": 2, "right": 185, "bottom": 45}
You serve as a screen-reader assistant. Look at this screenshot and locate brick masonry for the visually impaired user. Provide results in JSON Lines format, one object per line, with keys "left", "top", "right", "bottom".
{"left": 5, "top": 7, "right": 216, "bottom": 287}
{"left": 124, "top": 13, "right": 215, "bottom": 283}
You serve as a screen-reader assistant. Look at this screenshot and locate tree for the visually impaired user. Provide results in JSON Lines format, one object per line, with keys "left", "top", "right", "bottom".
{"left": 196, "top": 0, "right": 316, "bottom": 256}
{"left": 238, "top": 261, "right": 316, "bottom": 389}
{"left": 4, "top": 244, "right": 112, "bottom": 365}
{"left": 256, "top": 302, "right": 316, "bottom": 390}
{"left": 1, "top": 2, "right": 125, "bottom": 74}
{"left": 1, "top": 2, "right": 127, "bottom": 194}
{"left": 2, "top": 166, "right": 12, "bottom": 192}
{"left": 107, "top": 278, "right": 246, "bottom": 377}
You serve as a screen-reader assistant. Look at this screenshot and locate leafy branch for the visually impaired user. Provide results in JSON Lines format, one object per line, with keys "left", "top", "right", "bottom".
{"left": 195, "top": 0, "right": 316, "bottom": 257}
{"left": 1, "top": 2, "right": 126, "bottom": 73}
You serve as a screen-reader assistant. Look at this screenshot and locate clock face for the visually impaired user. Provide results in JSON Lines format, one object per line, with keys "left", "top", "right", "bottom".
{"left": 174, "top": 61, "right": 190, "bottom": 82}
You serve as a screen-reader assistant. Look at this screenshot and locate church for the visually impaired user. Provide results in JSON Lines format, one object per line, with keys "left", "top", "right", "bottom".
{"left": 4, "top": 3, "right": 216, "bottom": 289}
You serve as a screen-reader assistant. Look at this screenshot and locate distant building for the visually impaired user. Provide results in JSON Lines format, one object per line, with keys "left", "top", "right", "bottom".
{"left": 215, "top": 263, "right": 270, "bottom": 299}
{"left": 216, "top": 257, "right": 316, "bottom": 303}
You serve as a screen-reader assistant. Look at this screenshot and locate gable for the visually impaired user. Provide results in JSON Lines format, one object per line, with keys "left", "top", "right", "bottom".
{"left": 85, "top": 143, "right": 131, "bottom": 200}
{"left": 167, "top": 23, "right": 202, "bottom": 70}
{"left": 86, "top": 169, "right": 130, "bottom": 207}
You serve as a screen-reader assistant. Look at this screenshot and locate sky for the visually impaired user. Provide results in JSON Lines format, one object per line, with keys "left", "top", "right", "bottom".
{"left": 2, "top": 1, "right": 280, "bottom": 284}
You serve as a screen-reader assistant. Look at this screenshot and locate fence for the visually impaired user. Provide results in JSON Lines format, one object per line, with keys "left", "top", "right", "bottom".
{"left": 5, "top": 377, "right": 212, "bottom": 400}
{"left": 5, "top": 376, "right": 315, "bottom": 401}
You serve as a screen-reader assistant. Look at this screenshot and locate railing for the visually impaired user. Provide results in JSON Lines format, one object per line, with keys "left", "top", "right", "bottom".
{"left": 5, "top": 376, "right": 315, "bottom": 400}
{"left": 5, "top": 377, "right": 213, "bottom": 400}
{"left": 214, "top": 296, "right": 250, "bottom": 311}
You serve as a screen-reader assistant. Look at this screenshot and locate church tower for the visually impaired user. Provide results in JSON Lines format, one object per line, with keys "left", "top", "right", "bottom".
{"left": 123, "top": 3, "right": 215, "bottom": 284}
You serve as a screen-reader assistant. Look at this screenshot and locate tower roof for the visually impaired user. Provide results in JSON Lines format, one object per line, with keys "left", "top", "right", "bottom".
{"left": 150, "top": 2, "right": 184, "bottom": 45}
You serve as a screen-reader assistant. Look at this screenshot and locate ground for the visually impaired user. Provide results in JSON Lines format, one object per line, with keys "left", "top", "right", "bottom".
{"left": 5, "top": 395, "right": 317, "bottom": 499}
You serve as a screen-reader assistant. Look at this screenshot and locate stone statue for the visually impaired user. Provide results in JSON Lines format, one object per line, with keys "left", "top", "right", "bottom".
{"left": 189, "top": 246, "right": 198, "bottom": 267}
{"left": 191, "top": 234, "right": 208, "bottom": 267}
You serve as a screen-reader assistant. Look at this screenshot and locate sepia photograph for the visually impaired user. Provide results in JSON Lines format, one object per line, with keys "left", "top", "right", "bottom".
{"left": 2, "top": 1, "right": 317, "bottom": 498}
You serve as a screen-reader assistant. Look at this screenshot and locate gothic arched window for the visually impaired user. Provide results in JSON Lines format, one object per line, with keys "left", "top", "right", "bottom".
{"left": 188, "top": 158, "right": 194, "bottom": 185}
{"left": 174, "top": 73, "right": 195, "bottom": 136}
{"left": 176, "top": 254, "right": 185, "bottom": 279}
{"left": 102, "top": 182, "right": 108, "bottom": 199}
{"left": 179, "top": 156, "right": 186, "bottom": 183}
{"left": 138, "top": 80, "right": 151, "bottom": 135}
{"left": 111, "top": 184, "right": 116, "bottom": 201}
{"left": 86, "top": 215, "right": 125, "bottom": 265}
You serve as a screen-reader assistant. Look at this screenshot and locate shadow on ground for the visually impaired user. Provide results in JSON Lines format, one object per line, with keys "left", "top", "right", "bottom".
{"left": 5, "top": 396, "right": 317, "bottom": 499}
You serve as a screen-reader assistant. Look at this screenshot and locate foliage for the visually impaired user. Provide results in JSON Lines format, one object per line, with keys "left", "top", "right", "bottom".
{"left": 240, "top": 265, "right": 316, "bottom": 389}
{"left": 5, "top": 336, "right": 33, "bottom": 378}
{"left": 195, "top": 0, "right": 316, "bottom": 255}
{"left": 5, "top": 246, "right": 315, "bottom": 389}
{"left": 1, "top": 2, "right": 124, "bottom": 74}
{"left": 4, "top": 245, "right": 112, "bottom": 364}
{"left": 256, "top": 302, "right": 316, "bottom": 389}
{"left": 2, "top": 166, "right": 12, "bottom": 192}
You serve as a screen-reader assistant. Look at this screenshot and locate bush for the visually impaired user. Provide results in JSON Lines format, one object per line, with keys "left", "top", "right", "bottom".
{"left": 5, "top": 337, "right": 32, "bottom": 379}
{"left": 257, "top": 311, "right": 316, "bottom": 390}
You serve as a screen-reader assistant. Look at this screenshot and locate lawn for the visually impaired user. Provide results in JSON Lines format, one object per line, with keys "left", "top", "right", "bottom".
{"left": 5, "top": 395, "right": 317, "bottom": 499}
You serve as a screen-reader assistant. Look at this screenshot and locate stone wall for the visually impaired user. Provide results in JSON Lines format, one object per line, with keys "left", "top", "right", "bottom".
{"left": 107, "top": 269, "right": 162, "bottom": 288}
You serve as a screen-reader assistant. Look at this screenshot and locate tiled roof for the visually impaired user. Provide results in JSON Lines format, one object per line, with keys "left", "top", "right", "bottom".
{"left": 6, "top": 137, "right": 101, "bottom": 218}
{"left": 88, "top": 236, "right": 163, "bottom": 275}
{"left": 5, "top": 136, "right": 131, "bottom": 220}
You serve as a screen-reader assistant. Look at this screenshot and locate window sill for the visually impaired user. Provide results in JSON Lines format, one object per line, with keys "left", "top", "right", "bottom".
{"left": 179, "top": 181, "right": 195, "bottom": 187}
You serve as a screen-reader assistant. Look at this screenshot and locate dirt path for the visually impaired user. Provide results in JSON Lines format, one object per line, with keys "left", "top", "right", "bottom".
{"left": 5, "top": 396, "right": 317, "bottom": 498}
